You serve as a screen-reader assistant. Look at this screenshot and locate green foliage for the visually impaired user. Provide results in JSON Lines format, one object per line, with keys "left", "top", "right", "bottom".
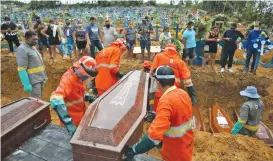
{"left": 29, "top": 1, "right": 61, "bottom": 9}
{"left": 171, "top": 38, "right": 183, "bottom": 56}
{"left": 195, "top": 20, "right": 210, "bottom": 42}
{"left": 211, "top": 14, "right": 230, "bottom": 33}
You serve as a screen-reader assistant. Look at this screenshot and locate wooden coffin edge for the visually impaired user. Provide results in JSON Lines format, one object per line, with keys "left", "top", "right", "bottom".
{"left": 70, "top": 70, "right": 149, "bottom": 153}
{"left": 209, "top": 104, "right": 234, "bottom": 134}
{"left": 233, "top": 107, "right": 273, "bottom": 147}
{"left": 1, "top": 97, "right": 51, "bottom": 137}
{"left": 193, "top": 105, "right": 206, "bottom": 132}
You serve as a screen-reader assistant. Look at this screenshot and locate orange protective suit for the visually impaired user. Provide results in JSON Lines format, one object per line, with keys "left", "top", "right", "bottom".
{"left": 148, "top": 86, "right": 194, "bottom": 161}
{"left": 150, "top": 44, "right": 192, "bottom": 112}
{"left": 50, "top": 68, "right": 87, "bottom": 126}
{"left": 95, "top": 43, "right": 124, "bottom": 96}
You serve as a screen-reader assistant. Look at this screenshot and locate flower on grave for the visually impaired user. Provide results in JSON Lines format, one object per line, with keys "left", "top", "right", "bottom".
{"left": 253, "top": 43, "right": 258, "bottom": 48}
{"left": 261, "top": 40, "right": 266, "bottom": 45}
{"left": 261, "top": 31, "right": 268, "bottom": 38}
{"left": 268, "top": 44, "right": 273, "bottom": 50}
{"left": 155, "top": 24, "right": 160, "bottom": 27}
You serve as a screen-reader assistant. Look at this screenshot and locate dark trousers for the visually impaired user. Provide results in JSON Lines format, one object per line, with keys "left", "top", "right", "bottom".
{"left": 6, "top": 36, "right": 20, "bottom": 52}
{"left": 221, "top": 48, "right": 236, "bottom": 68}
{"left": 90, "top": 40, "right": 103, "bottom": 58}
{"left": 244, "top": 50, "right": 258, "bottom": 72}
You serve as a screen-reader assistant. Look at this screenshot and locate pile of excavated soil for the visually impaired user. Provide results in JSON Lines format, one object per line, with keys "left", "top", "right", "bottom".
{"left": 1, "top": 45, "right": 273, "bottom": 161}
{"left": 144, "top": 128, "right": 273, "bottom": 161}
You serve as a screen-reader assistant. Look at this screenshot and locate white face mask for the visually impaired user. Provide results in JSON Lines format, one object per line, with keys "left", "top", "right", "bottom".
{"left": 50, "top": 24, "right": 54, "bottom": 28}
{"left": 191, "top": 26, "right": 194, "bottom": 29}
{"left": 254, "top": 27, "right": 259, "bottom": 31}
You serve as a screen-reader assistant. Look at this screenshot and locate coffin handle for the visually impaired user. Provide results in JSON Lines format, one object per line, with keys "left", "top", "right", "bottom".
{"left": 34, "top": 119, "right": 47, "bottom": 130}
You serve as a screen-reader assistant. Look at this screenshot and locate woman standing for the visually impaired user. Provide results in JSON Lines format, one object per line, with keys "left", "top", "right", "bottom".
{"left": 41, "top": 19, "right": 61, "bottom": 60}
{"left": 124, "top": 21, "right": 136, "bottom": 62}
{"left": 202, "top": 26, "right": 220, "bottom": 71}
{"left": 159, "top": 26, "right": 172, "bottom": 51}
{"left": 73, "top": 21, "right": 87, "bottom": 58}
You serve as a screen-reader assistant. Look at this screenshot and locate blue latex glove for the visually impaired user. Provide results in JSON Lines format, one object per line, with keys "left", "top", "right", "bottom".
{"left": 231, "top": 121, "right": 244, "bottom": 135}
{"left": 51, "top": 100, "right": 76, "bottom": 136}
{"left": 18, "top": 69, "right": 32, "bottom": 93}
{"left": 124, "top": 134, "right": 156, "bottom": 161}
{"left": 43, "top": 80, "right": 47, "bottom": 87}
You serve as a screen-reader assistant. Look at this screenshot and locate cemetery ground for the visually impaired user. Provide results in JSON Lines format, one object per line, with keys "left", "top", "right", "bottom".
{"left": 1, "top": 38, "right": 273, "bottom": 160}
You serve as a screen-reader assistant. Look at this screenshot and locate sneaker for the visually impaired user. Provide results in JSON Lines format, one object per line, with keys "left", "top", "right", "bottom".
{"left": 220, "top": 68, "right": 225, "bottom": 72}
{"left": 228, "top": 68, "right": 233, "bottom": 72}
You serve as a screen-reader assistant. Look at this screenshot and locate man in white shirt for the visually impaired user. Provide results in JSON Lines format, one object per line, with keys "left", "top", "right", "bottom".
{"left": 103, "top": 20, "right": 117, "bottom": 47}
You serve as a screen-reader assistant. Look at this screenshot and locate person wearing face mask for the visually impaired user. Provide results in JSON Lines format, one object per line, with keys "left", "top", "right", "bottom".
{"left": 182, "top": 21, "right": 198, "bottom": 70}
{"left": 244, "top": 22, "right": 269, "bottom": 74}
{"left": 15, "top": 31, "right": 47, "bottom": 99}
{"left": 124, "top": 66, "right": 194, "bottom": 161}
{"left": 40, "top": 19, "right": 62, "bottom": 60}
{"left": 50, "top": 56, "right": 98, "bottom": 136}
{"left": 221, "top": 23, "right": 244, "bottom": 73}
{"left": 63, "top": 19, "right": 76, "bottom": 59}
{"left": 231, "top": 86, "right": 264, "bottom": 136}
{"left": 33, "top": 17, "right": 49, "bottom": 57}
{"left": 124, "top": 20, "right": 137, "bottom": 62}
{"left": 159, "top": 26, "right": 172, "bottom": 51}
{"left": 102, "top": 20, "right": 117, "bottom": 47}
{"left": 73, "top": 21, "right": 87, "bottom": 58}
{"left": 95, "top": 38, "right": 128, "bottom": 96}
{"left": 148, "top": 44, "right": 196, "bottom": 120}
{"left": 86, "top": 16, "right": 104, "bottom": 58}
{"left": 1, "top": 16, "right": 20, "bottom": 56}
{"left": 202, "top": 26, "right": 221, "bottom": 71}
{"left": 138, "top": 16, "right": 154, "bottom": 62}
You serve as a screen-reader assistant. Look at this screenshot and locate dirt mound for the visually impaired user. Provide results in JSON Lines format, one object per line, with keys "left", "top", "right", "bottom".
{"left": 144, "top": 124, "right": 273, "bottom": 161}
{"left": 1, "top": 47, "right": 273, "bottom": 161}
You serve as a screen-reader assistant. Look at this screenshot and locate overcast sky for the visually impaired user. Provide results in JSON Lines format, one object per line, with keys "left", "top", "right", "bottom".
{"left": 12, "top": 0, "right": 173, "bottom": 4}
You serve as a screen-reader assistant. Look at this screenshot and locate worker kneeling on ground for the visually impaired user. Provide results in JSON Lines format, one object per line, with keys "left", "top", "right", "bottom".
{"left": 124, "top": 66, "right": 194, "bottom": 161}
{"left": 231, "top": 86, "right": 264, "bottom": 136}
{"left": 146, "top": 44, "right": 196, "bottom": 122}
{"left": 95, "top": 38, "right": 128, "bottom": 96}
{"left": 50, "top": 56, "right": 98, "bottom": 136}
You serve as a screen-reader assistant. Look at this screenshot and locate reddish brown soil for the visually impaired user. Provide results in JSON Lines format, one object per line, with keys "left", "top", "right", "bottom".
{"left": 1, "top": 37, "right": 273, "bottom": 161}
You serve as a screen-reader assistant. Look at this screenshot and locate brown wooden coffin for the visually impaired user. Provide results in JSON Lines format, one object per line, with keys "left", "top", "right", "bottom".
{"left": 192, "top": 105, "right": 205, "bottom": 131}
{"left": 234, "top": 108, "right": 273, "bottom": 147}
{"left": 209, "top": 104, "right": 234, "bottom": 133}
{"left": 1, "top": 97, "right": 51, "bottom": 159}
{"left": 70, "top": 70, "right": 149, "bottom": 161}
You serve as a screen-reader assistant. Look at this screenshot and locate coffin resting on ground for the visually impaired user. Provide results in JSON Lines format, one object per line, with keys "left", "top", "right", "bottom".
{"left": 209, "top": 104, "right": 234, "bottom": 133}
{"left": 71, "top": 70, "right": 150, "bottom": 161}
{"left": 234, "top": 108, "right": 273, "bottom": 147}
{"left": 192, "top": 105, "right": 206, "bottom": 131}
{"left": 1, "top": 97, "right": 51, "bottom": 159}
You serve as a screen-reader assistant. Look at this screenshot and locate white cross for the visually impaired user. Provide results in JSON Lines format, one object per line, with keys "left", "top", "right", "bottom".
{"left": 105, "top": 12, "right": 110, "bottom": 20}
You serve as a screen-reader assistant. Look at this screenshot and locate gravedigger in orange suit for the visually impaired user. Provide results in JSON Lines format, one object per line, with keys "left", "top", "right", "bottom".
{"left": 95, "top": 38, "right": 128, "bottom": 96}
{"left": 146, "top": 44, "right": 196, "bottom": 122}
{"left": 50, "top": 56, "right": 98, "bottom": 136}
{"left": 124, "top": 66, "right": 194, "bottom": 161}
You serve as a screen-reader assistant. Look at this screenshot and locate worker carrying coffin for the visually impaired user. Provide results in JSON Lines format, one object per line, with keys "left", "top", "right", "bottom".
{"left": 231, "top": 86, "right": 264, "bottom": 136}
{"left": 95, "top": 38, "right": 128, "bottom": 96}
{"left": 124, "top": 66, "right": 194, "bottom": 161}
{"left": 146, "top": 44, "right": 196, "bottom": 122}
{"left": 50, "top": 56, "right": 98, "bottom": 136}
